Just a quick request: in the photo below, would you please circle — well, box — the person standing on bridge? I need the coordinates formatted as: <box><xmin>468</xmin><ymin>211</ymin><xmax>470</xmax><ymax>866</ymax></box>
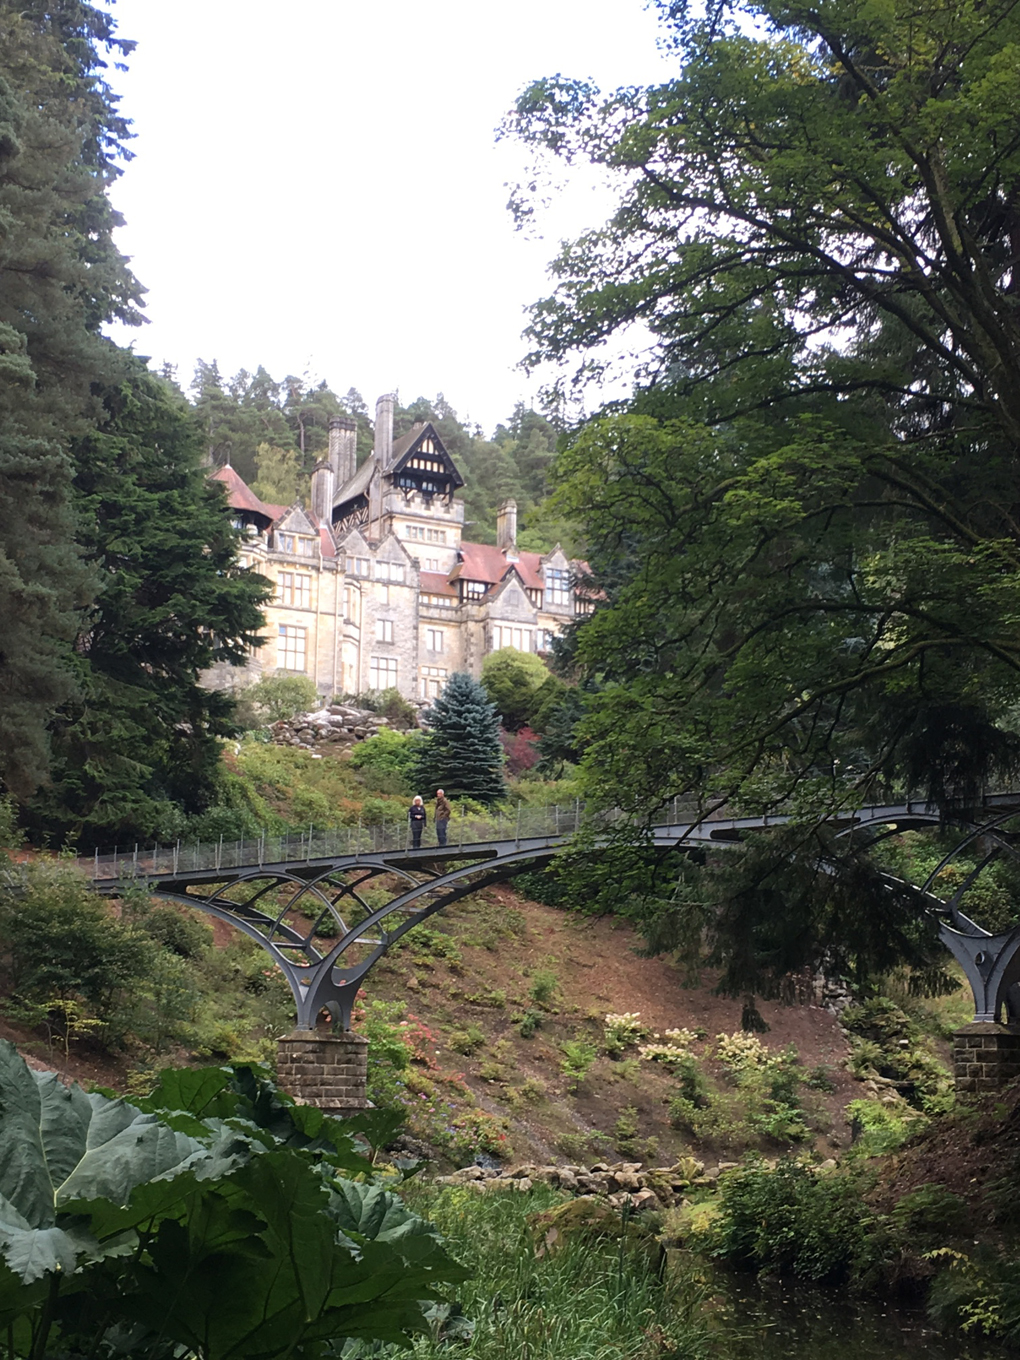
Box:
<box><xmin>408</xmin><ymin>796</ymin><xmax>427</xmax><ymax>850</ymax></box>
<box><xmin>434</xmin><ymin>789</ymin><xmax>452</xmax><ymax>846</ymax></box>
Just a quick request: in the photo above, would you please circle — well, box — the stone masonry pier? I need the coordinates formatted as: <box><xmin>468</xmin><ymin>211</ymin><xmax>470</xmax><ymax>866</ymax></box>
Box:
<box><xmin>953</xmin><ymin>1022</ymin><xmax>1020</xmax><ymax>1092</ymax></box>
<box><xmin>276</xmin><ymin>1030</ymin><xmax>370</xmax><ymax>1109</ymax></box>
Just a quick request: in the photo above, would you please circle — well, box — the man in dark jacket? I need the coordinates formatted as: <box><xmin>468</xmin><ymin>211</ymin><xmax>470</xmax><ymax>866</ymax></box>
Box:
<box><xmin>434</xmin><ymin>789</ymin><xmax>452</xmax><ymax>846</ymax></box>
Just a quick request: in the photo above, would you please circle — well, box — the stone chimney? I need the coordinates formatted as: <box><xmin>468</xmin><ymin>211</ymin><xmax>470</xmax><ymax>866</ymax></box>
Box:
<box><xmin>310</xmin><ymin>458</ymin><xmax>335</xmax><ymax>524</ymax></box>
<box><xmin>329</xmin><ymin>415</ymin><xmax>357</xmax><ymax>487</ymax></box>
<box><xmin>374</xmin><ymin>393</ymin><xmax>396</xmax><ymax>468</ymax></box>
<box><xmin>497</xmin><ymin>499</ymin><xmax>518</xmax><ymax>553</ymax></box>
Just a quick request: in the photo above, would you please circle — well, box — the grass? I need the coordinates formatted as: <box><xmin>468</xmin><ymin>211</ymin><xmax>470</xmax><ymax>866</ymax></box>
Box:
<box><xmin>402</xmin><ymin>1183</ymin><xmax>712</xmax><ymax>1360</ymax></box>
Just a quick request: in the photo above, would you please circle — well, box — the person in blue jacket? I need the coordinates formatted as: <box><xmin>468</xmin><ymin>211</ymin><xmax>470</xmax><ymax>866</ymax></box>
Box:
<box><xmin>408</xmin><ymin>795</ymin><xmax>427</xmax><ymax>849</ymax></box>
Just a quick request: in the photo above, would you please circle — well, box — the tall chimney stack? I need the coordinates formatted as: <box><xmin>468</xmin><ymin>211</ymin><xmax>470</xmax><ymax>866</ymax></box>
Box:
<box><xmin>497</xmin><ymin>499</ymin><xmax>518</xmax><ymax>553</ymax></box>
<box><xmin>328</xmin><ymin>418</ymin><xmax>343</xmax><ymax>481</ymax></box>
<box><xmin>374</xmin><ymin>393</ymin><xmax>396</xmax><ymax>468</ymax></box>
<box><xmin>311</xmin><ymin>458</ymin><xmax>335</xmax><ymax>525</ymax></box>
<box><xmin>329</xmin><ymin>415</ymin><xmax>357</xmax><ymax>487</ymax></box>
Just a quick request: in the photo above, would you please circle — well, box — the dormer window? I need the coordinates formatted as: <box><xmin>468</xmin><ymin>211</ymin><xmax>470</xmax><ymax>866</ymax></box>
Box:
<box><xmin>464</xmin><ymin>580</ymin><xmax>486</xmax><ymax>598</ymax></box>
<box><xmin>277</xmin><ymin>532</ymin><xmax>315</xmax><ymax>557</ymax></box>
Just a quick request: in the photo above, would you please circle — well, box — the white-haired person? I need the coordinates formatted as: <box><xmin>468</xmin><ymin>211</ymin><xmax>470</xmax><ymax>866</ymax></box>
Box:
<box><xmin>408</xmin><ymin>795</ymin><xmax>427</xmax><ymax>850</ymax></box>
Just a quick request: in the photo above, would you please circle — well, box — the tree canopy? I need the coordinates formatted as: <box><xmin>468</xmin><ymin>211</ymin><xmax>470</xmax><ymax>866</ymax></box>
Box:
<box><xmin>507</xmin><ymin>0</ymin><xmax>1020</xmax><ymax>993</ymax></box>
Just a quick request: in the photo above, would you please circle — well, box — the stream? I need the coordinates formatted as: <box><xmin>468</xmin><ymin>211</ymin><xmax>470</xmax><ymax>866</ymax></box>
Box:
<box><xmin>712</xmin><ymin>1272</ymin><xmax>1011</xmax><ymax>1359</ymax></box>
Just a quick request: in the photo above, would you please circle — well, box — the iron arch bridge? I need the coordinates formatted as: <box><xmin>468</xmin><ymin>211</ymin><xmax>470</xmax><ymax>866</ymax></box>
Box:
<box><xmin>82</xmin><ymin>794</ymin><xmax>1020</xmax><ymax>1031</ymax></box>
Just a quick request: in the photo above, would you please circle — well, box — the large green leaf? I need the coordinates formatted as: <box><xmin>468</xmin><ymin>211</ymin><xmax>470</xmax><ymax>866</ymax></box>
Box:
<box><xmin>0</xmin><ymin>1041</ymin><xmax>232</xmax><ymax>1282</ymax></box>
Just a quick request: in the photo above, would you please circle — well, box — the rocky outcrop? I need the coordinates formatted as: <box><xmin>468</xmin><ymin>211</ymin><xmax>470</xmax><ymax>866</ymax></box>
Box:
<box><xmin>434</xmin><ymin>1156</ymin><xmax>744</xmax><ymax>1209</ymax></box>
<box><xmin>268</xmin><ymin>704</ymin><xmax>423</xmax><ymax>751</ymax></box>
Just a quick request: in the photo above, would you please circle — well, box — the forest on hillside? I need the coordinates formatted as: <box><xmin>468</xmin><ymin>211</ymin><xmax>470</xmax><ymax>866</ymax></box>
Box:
<box><xmin>183</xmin><ymin>362</ymin><xmax>575</xmax><ymax>552</ymax></box>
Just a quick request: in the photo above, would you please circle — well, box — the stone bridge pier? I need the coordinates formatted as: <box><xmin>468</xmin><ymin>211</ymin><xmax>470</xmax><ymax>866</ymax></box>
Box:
<box><xmin>275</xmin><ymin>1029</ymin><xmax>370</xmax><ymax>1110</ymax></box>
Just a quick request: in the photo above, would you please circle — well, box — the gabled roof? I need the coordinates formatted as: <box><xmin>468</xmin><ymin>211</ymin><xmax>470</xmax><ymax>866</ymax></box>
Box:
<box><xmin>210</xmin><ymin>464</ymin><xmax>285</xmax><ymax>522</ymax></box>
<box><xmin>452</xmin><ymin>542</ymin><xmax>545</xmax><ymax>592</ymax></box>
<box><xmin>390</xmin><ymin>421</ymin><xmax>464</xmax><ymax>488</ymax></box>
<box><xmin>274</xmin><ymin>504</ymin><xmax>317</xmax><ymax>535</ymax></box>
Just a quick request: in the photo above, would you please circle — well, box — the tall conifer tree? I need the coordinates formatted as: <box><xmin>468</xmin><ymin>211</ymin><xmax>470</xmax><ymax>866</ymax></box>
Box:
<box><xmin>0</xmin><ymin>0</ymin><xmax>142</xmax><ymax>797</ymax></box>
<box><xmin>412</xmin><ymin>672</ymin><xmax>508</xmax><ymax>806</ymax></box>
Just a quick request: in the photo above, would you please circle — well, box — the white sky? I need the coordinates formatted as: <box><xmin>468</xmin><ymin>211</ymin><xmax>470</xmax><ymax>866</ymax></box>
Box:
<box><xmin>101</xmin><ymin>0</ymin><xmax>673</xmax><ymax>434</ymax></box>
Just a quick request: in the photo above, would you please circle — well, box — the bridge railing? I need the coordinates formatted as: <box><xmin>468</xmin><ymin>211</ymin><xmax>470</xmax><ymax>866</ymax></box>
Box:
<box><xmin>79</xmin><ymin>797</ymin><xmax>708</xmax><ymax>883</ymax></box>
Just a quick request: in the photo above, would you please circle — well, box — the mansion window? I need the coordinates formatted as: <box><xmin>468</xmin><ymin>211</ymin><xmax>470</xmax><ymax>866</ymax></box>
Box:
<box><xmin>420</xmin><ymin>666</ymin><xmax>448</xmax><ymax>700</ymax></box>
<box><xmin>346</xmin><ymin>555</ymin><xmax>370</xmax><ymax>576</ymax></box>
<box><xmin>343</xmin><ymin>585</ymin><xmax>359</xmax><ymax>622</ymax></box>
<box><xmin>421</xmin><ymin>593</ymin><xmax>454</xmax><ymax>608</ymax></box>
<box><xmin>545</xmin><ymin>567</ymin><xmax>570</xmax><ymax>606</ymax></box>
<box><xmin>425</xmin><ymin>628</ymin><xmax>445</xmax><ymax>653</ymax></box>
<box><xmin>424</xmin><ymin>557</ymin><xmax>440</xmax><ymax>572</ymax></box>
<box><xmin>492</xmin><ymin>625</ymin><xmax>533</xmax><ymax>652</ymax></box>
<box><xmin>375</xmin><ymin>561</ymin><xmax>406</xmax><ymax>583</ymax></box>
<box><xmin>536</xmin><ymin>628</ymin><xmax>557</xmax><ymax>652</ymax></box>
<box><xmin>278</xmin><ymin>624</ymin><xmax>306</xmax><ymax>671</ymax></box>
<box><xmin>277</xmin><ymin>533</ymin><xmax>315</xmax><ymax>557</ymax></box>
<box><xmin>405</xmin><ymin>525</ymin><xmax>446</xmax><ymax>545</ymax></box>
<box><xmin>575</xmin><ymin>597</ymin><xmax>595</xmax><ymax>616</ymax></box>
<box><xmin>464</xmin><ymin>580</ymin><xmax>486</xmax><ymax>599</ymax></box>
<box><xmin>375</xmin><ymin>618</ymin><xmax>394</xmax><ymax>643</ymax></box>
<box><xmin>369</xmin><ymin>656</ymin><xmax>398</xmax><ymax>689</ymax></box>
<box><xmin>278</xmin><ymin>572</ymin><xmax>311</xmax><ymax>609</ymax></box>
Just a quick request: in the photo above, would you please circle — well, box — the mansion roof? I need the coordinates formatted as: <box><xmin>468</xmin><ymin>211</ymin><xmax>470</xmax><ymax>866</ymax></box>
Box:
<box><xmin>212</xmin><ymin>464</ymin><xmax>286</xmax><ymax>523</ymax></box>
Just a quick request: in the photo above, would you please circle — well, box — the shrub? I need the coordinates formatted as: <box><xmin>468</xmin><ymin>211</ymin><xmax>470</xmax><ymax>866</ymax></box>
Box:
<box><xmin>560</xmin><ymin>1037</ymin><xmax>598</xmax><ymax>1091</ymax></box>
<box><xmin>528</xmin><ymin>968</ymin><xmax>559</xmax><ymax>1005</ymax></box>
<box><xmin>603</xmin><ymin>1011</ymin><xmax>649</xmax><ymax>1053</ymax></box>
<box><xmin>0</xmin><ymin>863</ymin><xmax>156</xmax><ymax>1038</ymax></box>
<box><xmin>710</xmin><ymin>1160</ymin><xmax>875</xmax><ymax>1284</ymax></box>
<box><xmin>348</xmin><ymin>727</ymin><xmax>421</xmax><ymax>786</ymax></box>
<box><xmin>239</xmin><ymin>673</ymin><xmax>319</xmax><ymax>724</ymax></box>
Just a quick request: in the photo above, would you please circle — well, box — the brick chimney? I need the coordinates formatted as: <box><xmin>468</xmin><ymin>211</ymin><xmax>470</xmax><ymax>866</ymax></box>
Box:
<box><xmin>329</xmin><ymin>415</ymin><xmax>357</xmax><ymax>487</ymax></box>
<box><xmin>497</xmin><ymin>499</ymin><xmax>518</xmax><ymax>553</ymax></box>
<box><xmin>374</xmin><ymin>393</ymin><xmax>396</xmax><ymax>468</ymax></box>
<box><xmin>310</xmin><ymin>458</ymin><xmax>335</xmax><ymax>524</ymax></box>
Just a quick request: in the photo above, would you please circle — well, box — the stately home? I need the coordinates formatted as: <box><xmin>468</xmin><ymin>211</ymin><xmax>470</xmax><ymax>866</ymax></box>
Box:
<box><xmin>208</xmin><ymin>394</ymin><xmax>590</xmax><ymax>701</ymax></box>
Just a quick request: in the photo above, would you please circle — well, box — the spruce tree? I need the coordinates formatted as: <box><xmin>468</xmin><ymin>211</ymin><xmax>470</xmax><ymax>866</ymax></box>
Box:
<box><xmin>412</xmin><ymin>672</ymin><xmax>508</xmax><ymax>806</ymax></box>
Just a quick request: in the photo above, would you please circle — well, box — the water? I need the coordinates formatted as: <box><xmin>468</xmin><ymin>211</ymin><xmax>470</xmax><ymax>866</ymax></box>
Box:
<box><xmin>711</xmin><ymin>1271</ymin><xmax>1010</xmax><ymax>1359</ymax></box>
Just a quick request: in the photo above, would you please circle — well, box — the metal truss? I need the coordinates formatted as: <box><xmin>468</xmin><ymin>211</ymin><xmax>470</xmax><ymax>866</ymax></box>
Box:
<box><xmin>87</xmin><ymin>794</ymin><xmax>1020</xmax><ymax>1029</ymax></box>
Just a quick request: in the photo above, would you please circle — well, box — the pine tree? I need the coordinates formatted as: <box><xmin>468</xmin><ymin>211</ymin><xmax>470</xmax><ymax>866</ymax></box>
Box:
<box><xmin>411</xmin><ymin>672</ymin><xmax>508</xmax><ymax>806</ymax></box>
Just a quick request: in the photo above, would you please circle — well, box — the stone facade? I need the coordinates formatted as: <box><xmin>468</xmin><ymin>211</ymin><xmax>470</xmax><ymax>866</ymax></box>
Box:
<box><xmin>275</xmin><ymin>1029</ymin><xmax>370</xmax><ymax>1109</ymax></box>
<box><xmin>205</xmin><ymin>396</ymin><xmax>591</xmax><ymax>702</ymax></box>
<box><xmin>952</xmin><ymin>1021</ymin><xmax>1020</xmax><ymax>1091</ymax></box>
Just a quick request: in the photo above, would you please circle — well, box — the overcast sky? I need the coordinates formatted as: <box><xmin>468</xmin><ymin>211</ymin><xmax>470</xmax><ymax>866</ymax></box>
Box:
<box><xmin>101</xmin><ymin>0</ymin><xmax>673</xmax><ymax>433</ymax></box>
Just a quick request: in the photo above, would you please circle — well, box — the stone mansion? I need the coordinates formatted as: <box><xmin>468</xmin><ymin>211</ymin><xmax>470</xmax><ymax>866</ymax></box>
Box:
<box><xmin>209</xmin><ymin>394</ymin><xmax>590</xmax><ymax>702</ymax></box>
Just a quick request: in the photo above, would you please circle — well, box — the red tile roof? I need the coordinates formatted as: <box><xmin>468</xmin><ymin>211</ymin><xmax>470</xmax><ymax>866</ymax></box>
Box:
<box><xmin>453</xmin><ymin>542</ymin><xmax>545</xmax><ymax>591</ymax></box>
<box><xmin>210</xmin><ymin>465</ymin><xmax>285</xmax><ymax>521</ymax></box>
<box><xmin>419</xmin><ymin>571</ymin><xmax>458</xmax><ymax>597</ymax></box>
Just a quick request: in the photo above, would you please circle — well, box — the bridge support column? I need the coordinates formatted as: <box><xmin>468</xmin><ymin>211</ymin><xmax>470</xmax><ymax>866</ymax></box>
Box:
<box><xmin>276</xmin><ymin>1030</ymin><xmax>370</xmax><ymax>1110</ymax></box>
<box><xmin>953</xmin><ymin>1022</ymin><xmax>1020</xmax><ymax>1093</ymax></box>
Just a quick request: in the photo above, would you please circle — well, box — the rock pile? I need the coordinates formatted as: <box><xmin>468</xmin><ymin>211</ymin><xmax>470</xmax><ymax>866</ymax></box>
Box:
<box><xmin>434</xmin><ymin>1157</ymin><xmax>742</xmax><ymax>1209</ymax></box>
<box><xmin>269</xmin><ymin>704</ymin><xmax>422</xmax><ymax>750</ymax></box>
